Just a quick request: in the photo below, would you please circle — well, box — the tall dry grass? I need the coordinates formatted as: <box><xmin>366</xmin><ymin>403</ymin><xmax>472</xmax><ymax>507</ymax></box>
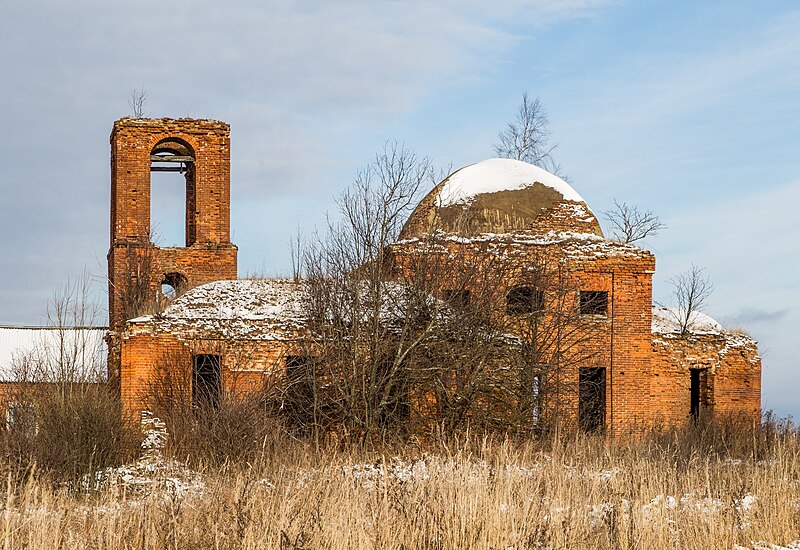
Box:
<box><xmin>0</xmin><ymin>417</ymin><xmax>797</xmax><ymax>549</ymax></box>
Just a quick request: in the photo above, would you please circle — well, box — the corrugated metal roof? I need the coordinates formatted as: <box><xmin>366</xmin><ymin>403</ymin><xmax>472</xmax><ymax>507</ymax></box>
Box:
<box><xmin>0</xmin><ymin>326</ymin><xmax>107</xmax><ymax>382</ymax></box>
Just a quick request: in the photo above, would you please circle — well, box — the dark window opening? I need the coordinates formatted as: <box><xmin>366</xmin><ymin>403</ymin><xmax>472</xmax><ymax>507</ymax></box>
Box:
<box><xmin>443</xmin><ymin>288</ymin><xmax>471</xmax><ymax>308</ymax></box>
<box><xmin>579</xmin><ymin>367</ymin><xmax>606</xmax><ymax>433</ymax></box>
<box><xmin>690</xmin><ymin>368</ymin><xmax>709</xmax><ymax>419</ymax></box>
<box><xmin>579</xmin><ymin>291</ymin><xmax>608</xmax><ymax>316</ymax></box>
<box><xmin>285</xmin><ymin>355</ymin><xmax>314</xmax><ymax>428</ymax></box>
<box><xmin>193</xmin><ymin>354</ymin><xmax>221</xmax><ymax>409</ymax></box>
<box><xmin>161</xmin><ymin>272</ymin><xmax>187</xmax><ymax>300</ymax></box>
<box><xmin>506</xmin><ymin>286</ymin><xmax>544</xmax><ymax>315</ymax></box>
<box><xmin>150</xmin><ymin>138</ymin><xmax>196</xmax><ymax>247</ymax></box>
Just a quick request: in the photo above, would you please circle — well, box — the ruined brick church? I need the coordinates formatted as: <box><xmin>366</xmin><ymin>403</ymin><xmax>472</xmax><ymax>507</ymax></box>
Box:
<box><xmin>108</xmin><ymin>118</ymin><xmax>761</xmax><ymax>435</ymax></box>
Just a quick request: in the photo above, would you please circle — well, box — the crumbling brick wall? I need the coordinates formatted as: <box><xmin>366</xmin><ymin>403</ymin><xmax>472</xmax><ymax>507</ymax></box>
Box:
<box><xmin>108</xmin><ymin>118</ymin><xmax>238</xmax><ymax>387</ymax></box>
<box><xmin>387</xmin><ymin>233</ymin><xmax>657</xmax><ymax>434</ymax></box>
<box><xmin>108</xmin><ymin>118</ymin><xmax>238</xmax><ymax>331</ymax></box>
<box><xmin>651</xmin><ymin>333</ymin><xmax>761</xmax><ymax>424</ymax></box>
<box><xmin>120</xmin><ymin>327</ymin><xmax>305</xmax><ymax>421</ymax></box>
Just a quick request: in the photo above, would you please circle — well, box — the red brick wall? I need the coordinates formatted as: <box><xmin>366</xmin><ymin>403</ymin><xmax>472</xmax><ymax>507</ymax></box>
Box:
<box><xmin>120</xmin><ymin>329</ymin><xmax>303</xmax><ymax>421</ymax></box>
<box><xmin>651</xmin><ymin>334</ymin><xmax>761</xmax><ymax>424</ymax></box>
<box><xmin>387</xmin><ymin>236</ymin><xmax>658</xmax><ymax>433</ymax></box>
<box><xmin>108</xmin><ymin>118</ymin><xmax>238</xmax><ymax>331</ymax></box>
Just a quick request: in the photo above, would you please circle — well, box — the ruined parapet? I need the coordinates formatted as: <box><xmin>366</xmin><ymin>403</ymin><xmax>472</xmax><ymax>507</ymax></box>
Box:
<box><xmin>650</xmin><ymin>307</ymin><xmax>761</xmax><ymax>422</ymax></box>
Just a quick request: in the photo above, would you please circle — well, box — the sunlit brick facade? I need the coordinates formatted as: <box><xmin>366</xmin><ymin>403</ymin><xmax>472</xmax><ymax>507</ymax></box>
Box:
<box><xmin>111</xmin><ymin>121</ymin><xmax>761</xmax><ymax>432</ymax></box>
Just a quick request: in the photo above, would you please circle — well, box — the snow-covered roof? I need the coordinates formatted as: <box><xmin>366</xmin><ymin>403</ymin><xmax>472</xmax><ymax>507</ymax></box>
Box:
<box><xmin>651</xmin><ymin>307</ymin><xmax>723</xmax><ymax>334</ymax></box>
<box><xmin>436</xmin><ymin>158</ymin><xmax>585</xmax><ymax>207</ymax></box>
<box><xmin>129</xmin><ymin>279</ymin><xmax>308</xmax><ymax>340</ymax></box>
<box><xmin>0</xmin><ymin>326</ymin><xmax>107</xmax><ymax>382</ymax></box>
<box><xmin>651</xmin><ymin>307</ymin><xmax>759</xmax><ymax>364</ymax></box>
<box><xmin>136</xmin><ymin>279</ymin><xmax>306</xmax><ymax>323</ymax></box>
<box><xmin>128</xmin><ymin>278</ymin><xmax>454</xmax><ymax>341</ymax></box>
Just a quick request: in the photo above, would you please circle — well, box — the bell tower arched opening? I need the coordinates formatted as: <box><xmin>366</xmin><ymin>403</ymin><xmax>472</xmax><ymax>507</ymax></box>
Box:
<box><xmin>150</xmin><ymin>138</ymin><xmax>196</xmax><ymax>247</ymax></box>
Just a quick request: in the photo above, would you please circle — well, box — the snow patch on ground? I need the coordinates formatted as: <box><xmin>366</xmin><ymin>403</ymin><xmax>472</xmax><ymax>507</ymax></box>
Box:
<box><xmin>81</xmin><ymin>411</ymin><xmax>204</xmax><ymax>498</ymax></box>
<box><xmin>735</xmin><ymin>542</ymin><xmax>800</xmax><ymax>550</ymax></box>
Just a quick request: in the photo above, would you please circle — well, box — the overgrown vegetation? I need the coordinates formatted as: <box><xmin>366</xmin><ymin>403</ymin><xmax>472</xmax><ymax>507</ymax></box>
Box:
<box><xmin>0</xmin><ymin>416</ymin><xmax>796</xmax><ymax>549</ymax></box>
<box><xmin>2</xmin><ymin>273</ymin><xmax>133</xmax><ymax>483</ymax></box>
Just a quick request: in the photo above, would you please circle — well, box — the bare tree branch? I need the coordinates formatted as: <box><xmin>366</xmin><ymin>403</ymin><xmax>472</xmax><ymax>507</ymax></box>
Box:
<box><xmin>667</xmin><ymin>265</ymin><xmax>714</xmax><ymax>336</ymax></box>
<box><xmin>603</xmin><ymin>199</ymin><xmax>667</xmax><ymax>243</ymax></box>
<box><xmin>128</xmin><ymin>87</ymin><xmax>148</xmax><ymax>118</ymax></box>
<box><xmin>293</xmin><ymin>141</ymin><xmax>603</xmax><ymax>440</ymax></box>
<box><xmin>494</xmin><ymin>92</ymin><xmax>559</xmax><ymax>171</ymax></box>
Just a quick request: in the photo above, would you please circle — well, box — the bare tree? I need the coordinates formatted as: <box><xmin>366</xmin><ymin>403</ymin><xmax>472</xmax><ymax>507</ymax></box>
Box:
<box><xmin>5</xmin><ymin>271</ymin><xmax>127</xmax><ymax>481</ymax></box>
<box><xmin>603</xmin><ymin>199</ymin><xmax>667</xmax><ymax>243</ymax></box>
<box><xmin>668</xmin><ymin>265</ymin><xmax>714</xmax><ymax>336</ymax></box>
<box><xmin>494</xmin><ymin>92</ymin><xmax>558</xmax><ymax>171</ymax></box>
<box><xmin>11</xmin><ymin>270</ymin><xmax>105</xmax><ymax>387</ymax></box>
<box><xmin>291</xmin><ymin>141</ymin><xmax>605</xmax><ymax>440</ymax></box>
<box><xmin>294</xmin><ymin>141</ymin><xmax>436</xmax><ymax>442</ymax></box>
<box><xmin>128</xmin><ymin>87</ymin><xmax>148</xmax><ymax>118</ymax></box>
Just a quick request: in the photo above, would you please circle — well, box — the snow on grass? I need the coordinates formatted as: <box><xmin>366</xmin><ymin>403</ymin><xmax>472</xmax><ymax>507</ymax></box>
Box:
<box><xmin>735</xmin><ymin>542</ymin><xmax>800</xmax><ymax>550</ymax></box>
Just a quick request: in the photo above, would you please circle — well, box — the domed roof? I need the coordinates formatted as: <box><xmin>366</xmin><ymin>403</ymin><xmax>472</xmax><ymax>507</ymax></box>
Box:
<box><xmin>399</xmin><ymin>158</ymin><xmax>603</xmax><ymax>239</ymax></box>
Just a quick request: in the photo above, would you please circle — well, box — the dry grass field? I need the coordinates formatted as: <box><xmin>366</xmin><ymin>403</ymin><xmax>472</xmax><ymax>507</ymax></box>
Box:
<box><xmin>0</xmin><ymin>417</ymin><xmax>798</xmax><ymax>549</ymax></box>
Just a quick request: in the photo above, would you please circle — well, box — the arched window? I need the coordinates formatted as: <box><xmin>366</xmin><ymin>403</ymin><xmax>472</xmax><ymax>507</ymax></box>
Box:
<box><xmin>150</xmin><ymin>138</ymin><xmax>196</xmax><ymax>247</ymax></box>
<box><xmin>161</xmin><ymin>272</ymin><xmax>187</xmax><ymax>300</ymax></box>
<box><xmin>506</xmin><ymin>286</ymin><xmax>544</xmax><ymax>315</ymax></box>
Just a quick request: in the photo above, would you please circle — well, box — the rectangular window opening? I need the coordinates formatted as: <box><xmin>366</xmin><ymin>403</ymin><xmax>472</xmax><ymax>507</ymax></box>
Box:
<box><xmin>579</xmin><ymin>291</ymin><xmax>608</xmax><ymax>316</ymax></box>
<box><xmin>378</xmin><ymin>357</ymin><xmax>410</xmax><ymax>428</ymax></box>
<box><xmin>6</xmin><ymin>401</ymin><xmax>36</xmax><ymax>432</ymax></box>
<box><xmin>285</xmin><ymin>355</ymin><xmax>314</xmax><ymax>428</ymax></box>
<box><xmin>532</xmin><ymin>373</ymin><xmax>541</xmax><ymax>424</ymax></box>
<box><xmin>579</xmin><ymin>367</ymin><xmax>606</xmax><ymax>433</ymax></box>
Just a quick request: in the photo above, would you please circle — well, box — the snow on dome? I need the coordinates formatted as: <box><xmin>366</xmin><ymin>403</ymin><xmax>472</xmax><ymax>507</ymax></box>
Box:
<box><xmin>435</xmin><ymin>158</ymin><xmax>585</xmax><ymax>207</ymax></box>
<box><xmin>399</xmin><ymin>158</ymin><xmax>602</xmax><ymax>239</ymax></box>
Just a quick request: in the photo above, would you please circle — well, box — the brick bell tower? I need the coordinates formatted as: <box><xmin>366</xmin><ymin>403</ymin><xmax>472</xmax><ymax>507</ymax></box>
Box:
<box><xmin>107</xmin><ymin>118</ymin><xmax>238</xmax><ymax>384</ymax></box>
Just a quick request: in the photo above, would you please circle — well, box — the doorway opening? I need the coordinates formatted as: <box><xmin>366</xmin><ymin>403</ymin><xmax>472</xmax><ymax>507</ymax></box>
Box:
<box><xmin>192</xmin><ymin>354</ymin><xmax>221</xmax><ymax>409</ymax></box>
<box><xmin>579</xmin><ymin>367</ymin><xmax>606</xmax><ymax>433</ymax></box>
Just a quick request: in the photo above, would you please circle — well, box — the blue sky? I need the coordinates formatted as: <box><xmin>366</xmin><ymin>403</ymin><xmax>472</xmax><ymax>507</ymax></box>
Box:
<box><xmin>0</xmin><ymin>0</ymin><xmax>797</xmax><ymax>418</ymax></box>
